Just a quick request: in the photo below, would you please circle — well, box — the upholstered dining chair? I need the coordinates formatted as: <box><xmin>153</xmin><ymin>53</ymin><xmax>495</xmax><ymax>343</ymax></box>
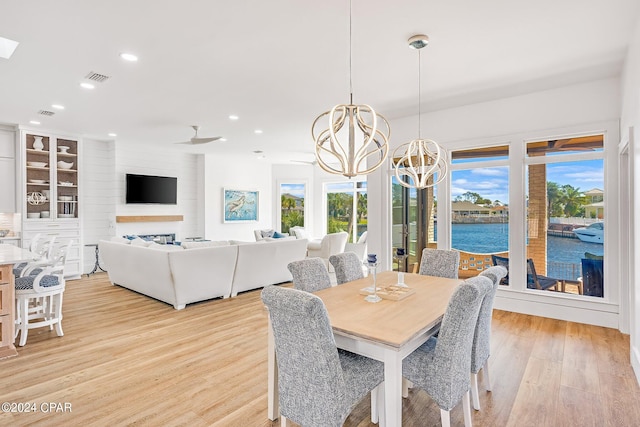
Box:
<box><xmin>261</xmin><ymin>285</ymin><xmax>384</xmax><ymax>427</ymax></box>
<box><xmin>287</xmin><ymin>257</ymin><xmax>331</xmax><ymax>292</ymax></box>
<box><xmin>14</xmin><ymin>241</ymin><xmax>72</xmax><ymax>346</ymax></box>
<box><xmin>419</xmin><ymin>248</ymin><xmax>461</xmax><ymax>279</ymax></box>
<box><xmin>402</xmin><ymin>276</ymin><xmax>492</xmax><ymax>427</ymax></box>
<box><xmin>470</xmin><ymin>265</ymin><xmax>508</xmax><ymax>411</ymax></box>
<box><xmin>329</xmin><ymin>252</ymin><xmax>364</xmax><ymax>285</ymax></box>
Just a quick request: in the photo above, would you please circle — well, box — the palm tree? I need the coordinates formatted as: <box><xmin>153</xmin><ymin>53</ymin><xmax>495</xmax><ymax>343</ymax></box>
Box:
<box><xmin>547</xmin><ymin>181</ymin><xmax>564</xmax><ymax>218</ymax></box>
<box><xmin>561</xmin><ymin>184</ymin><xmax>586</xmax><ymax>217</ymax></box>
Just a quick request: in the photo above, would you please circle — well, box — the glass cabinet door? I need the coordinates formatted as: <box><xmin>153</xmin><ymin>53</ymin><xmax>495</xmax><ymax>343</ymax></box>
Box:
<box><xmin>25</xmin><ymin>133</ymin><xmax>53</xmax><ymax>220</ymax></box>
<box><xmin>54</xmin><ymin>138</ymin><xmax>79</xmax><ymax>219</ymax></box>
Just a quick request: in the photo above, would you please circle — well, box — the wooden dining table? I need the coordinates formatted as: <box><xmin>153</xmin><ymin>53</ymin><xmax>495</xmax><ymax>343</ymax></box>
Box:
<box><xmin>267</xmin><ymin>270</ymin><xmax>462</xmax><ymax>427</ymax></box>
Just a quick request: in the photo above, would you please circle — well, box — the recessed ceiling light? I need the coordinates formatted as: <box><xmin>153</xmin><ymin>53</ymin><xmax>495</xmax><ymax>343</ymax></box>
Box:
<box><xmin>29</xmin><ymin>120</ymin><xmax>40</xmax><ymax>125</ymax></box>
<box><xmin>51</xmin><ymin>104</ymin><xmax>65</xmax><ymax>110</ymax></box>
<box><xmin>254</xmin><ymin>129</ymin><xmax>263</xmax><ymax>134</ymax></box>
<box><xmin>228</xmin><ymin>115</ymin><xmax>239</xmax><ymax>120</ymax></box>
<box><xmin>120</xmin><ymin>52</ymin><xmax>138</xmax><ymax>62</ymax></box>
<box><xmin>108</xmin><ymin>133</ymin><xmax>117</xmax><ymax>137</ymax></box>
<box><xmin>80</xmin><ymin>82</ymin><xmax>95</xmax><ymax>89</ymax></box>
<box><xmin>0</xmin><ymin>36</ymin><xmax>19</xmax><ymax>59</ymax></box>
<box><xmin>253</xmin><ymin>150</ymin><xmax>263</xmax><ymax>154</ymax></box>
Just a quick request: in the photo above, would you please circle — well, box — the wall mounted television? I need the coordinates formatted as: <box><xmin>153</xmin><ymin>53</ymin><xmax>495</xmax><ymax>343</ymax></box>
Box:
<box><xmin>126</xmin><ymin>174</ymin><xmax>177</xmax><ymax>204</ymax></box>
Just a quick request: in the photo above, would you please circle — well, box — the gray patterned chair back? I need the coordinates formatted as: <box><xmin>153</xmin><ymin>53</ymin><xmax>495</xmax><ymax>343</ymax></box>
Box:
<box><xmin>423</xmin><ymin>276</ymin><xmax>492</xmax><ymax>410</ymax></box>
<box><xmin>287</xmin><ymin>258</ymin><xmax>331</xmax><ymax>293</ymax></box>
<box><xmin>329</xmin><ymin>252</ymin><xmax>364</xmax><ymax>285</ymax></box>
<box><xmin>418</xmin><ymin>248</ymin><xmax>461</xmax><ymax>279</ymax></box>
<box><xmin>472</xmin><ymin>266</ymin><xmax>508</xmax><ymax>373</ymax></box>
<box><xmin>261</xmin><ymin>285</ymin><xmax>351</xmax><ymax>426</ymax></box>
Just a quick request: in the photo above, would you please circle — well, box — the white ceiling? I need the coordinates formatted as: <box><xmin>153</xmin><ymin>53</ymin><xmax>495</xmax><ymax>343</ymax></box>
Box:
<box><xmin>1</xmin><ymin>1</ymin><xmax>638</xmax><ymax>163</ymax></box>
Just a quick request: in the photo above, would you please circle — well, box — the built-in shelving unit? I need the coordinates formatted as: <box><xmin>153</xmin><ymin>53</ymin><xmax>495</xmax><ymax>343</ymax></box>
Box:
<box><xmin>21</xmin><ymin>129</ymin><xmax>82</xmax><ymax>279</ymax></box>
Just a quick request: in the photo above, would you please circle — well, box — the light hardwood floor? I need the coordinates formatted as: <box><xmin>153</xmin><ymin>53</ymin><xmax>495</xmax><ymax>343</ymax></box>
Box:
<box><xmin>1</xmin><ymin>273</ymin><xmax>639</xmax><ymax>426</ymax></box>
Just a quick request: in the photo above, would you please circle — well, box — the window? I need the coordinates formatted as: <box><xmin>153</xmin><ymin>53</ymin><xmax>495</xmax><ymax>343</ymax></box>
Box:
<box><xmin>325</xmin><ymin>181</ymin><xmax>366</xmax><ymax>243</ymax></box>
<box><xmin>450</xmin><ymin>145</ymin><xmax>509</xmax><ymax>278</ymax></box>
<box><xmin>279</xmin><ymin>183</ymin><xmax>305</xmax><ymax>234</ymax></box>
<box><xmin>525</xmin><ymin>135</ymin><xmax>604</xmax><ymax>297</ymax></box>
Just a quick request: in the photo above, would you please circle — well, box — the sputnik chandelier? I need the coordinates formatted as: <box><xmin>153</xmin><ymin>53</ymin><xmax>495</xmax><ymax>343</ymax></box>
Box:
<box><xmin>393</xmin><ymin>34</ymin><xmax>447</xmax><ymax>189</ymax></box>
<box><xmin>312</xmin><ymin>0</ymin><xmax>390</xmax><ymax>178</ymax></box>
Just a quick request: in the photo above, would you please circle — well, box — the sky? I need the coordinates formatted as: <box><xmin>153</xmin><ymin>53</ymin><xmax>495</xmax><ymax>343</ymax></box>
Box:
<box><xmin>451</xmin><ymin>159</ymin><xmax>604</xmax><ymax>205</ymax></box>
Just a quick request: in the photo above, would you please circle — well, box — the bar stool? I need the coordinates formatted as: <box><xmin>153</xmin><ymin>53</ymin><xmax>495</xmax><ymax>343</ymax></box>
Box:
<box><xmin>14</xmin><ymin>241</ymin><xmax>71</xmax><ymax>346</ymax></box>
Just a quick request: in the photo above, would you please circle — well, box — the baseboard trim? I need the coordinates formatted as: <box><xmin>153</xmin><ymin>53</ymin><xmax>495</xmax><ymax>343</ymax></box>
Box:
<box><xmin>494</xmin><ymin>293</ymin><xmax>619</xmax><ymax>328</ymax></box>
<box><xmin>632</xmin><ymin>344</ymin><xmax>640</xmax><ymax>387</ymax></box>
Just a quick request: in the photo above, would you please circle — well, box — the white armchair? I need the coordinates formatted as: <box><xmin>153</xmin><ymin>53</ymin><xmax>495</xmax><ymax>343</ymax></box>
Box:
<box><xmin>307</xmin><ymin>231</ymin><xmax>348</xmax><ymax>269</ymax></box>
<box><xmin>344</xmin><ymin>231</ymin><xmax>368</xmax><ymax>261</ymax></box>
<box><xmin>289</xmin><ymin>226</ymin><xmax>309</xmax><ymax>240</ymax></box>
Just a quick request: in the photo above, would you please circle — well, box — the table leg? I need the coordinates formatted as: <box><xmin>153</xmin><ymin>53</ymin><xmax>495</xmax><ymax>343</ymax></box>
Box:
<box><xmin>383</xmin><ymin>348</ymin><xmax>403</xmax><ymax>427</ymax></box>
<box><xmin>267</xmin><ymin>316</ymin><xmax>279</xmax><ymax>420</ymax></box>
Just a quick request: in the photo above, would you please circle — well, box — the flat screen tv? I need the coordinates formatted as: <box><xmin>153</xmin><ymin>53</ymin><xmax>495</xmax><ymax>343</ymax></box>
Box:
<box><xmin>126</xmin><ymin>174</ymin><xmax>177</xmax><ymax>204</ymax></box>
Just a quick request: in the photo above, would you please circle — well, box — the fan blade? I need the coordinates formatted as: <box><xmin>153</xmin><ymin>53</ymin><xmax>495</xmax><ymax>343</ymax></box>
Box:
<box><xmin>190</xmin><ymin>136</ymin><xmax>223</xmax><ymax>144</ymax></box>
<box><xmin>291</xmin><ymin>160</ymin><xmax>317</xmax><ymax>165</ymax></box>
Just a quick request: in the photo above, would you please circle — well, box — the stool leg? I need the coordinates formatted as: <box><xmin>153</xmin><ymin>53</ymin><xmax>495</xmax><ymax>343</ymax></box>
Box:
<box><xmin>54</xmin><ymin>293</ymin><xmax>64</xmax><ymax>337</ymax></box>
<box><xmin>18</xmin><ymin>297</ymin><xmax>29</xmax><ymax>347</ymax></box>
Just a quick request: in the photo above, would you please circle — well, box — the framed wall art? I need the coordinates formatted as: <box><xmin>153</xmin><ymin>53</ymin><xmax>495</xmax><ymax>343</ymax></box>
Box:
<box><xmin>223</xmin><ymin>189</ymin><xmax>259</xmax><ymax>222</ymax></box>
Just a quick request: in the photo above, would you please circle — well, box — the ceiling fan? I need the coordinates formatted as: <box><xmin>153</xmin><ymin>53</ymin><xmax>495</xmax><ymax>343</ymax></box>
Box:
<box><xmin>175</xmin><ymin>125</ymin><xmax>223</xmax><ymax>145</ymax></box>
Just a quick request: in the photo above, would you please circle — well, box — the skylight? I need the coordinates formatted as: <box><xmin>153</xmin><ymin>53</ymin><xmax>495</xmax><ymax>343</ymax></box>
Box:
<box><xmin>0</xmin><ymin>36</ymin><xmax>19</xmax><ymax>59</ymax></box>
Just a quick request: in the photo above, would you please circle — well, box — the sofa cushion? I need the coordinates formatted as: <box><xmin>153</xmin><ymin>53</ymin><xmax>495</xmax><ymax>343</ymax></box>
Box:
<box><xmin>130</xmin><ymin>237</ymin><xmax>152</xmax><ymax>247</ymax></box>
<box><xmin>110</xmin><ymin>236</ymin><xmax>131</xmax><ymax>244</ymax></box>
<box><xmin>182</xmin><ymin>240</ymin><xmax>230</xmax><ymax>249</ymax></box>
<box><xmin>148</xmin><ymin>242</ymin><xmax>184</xmax><ymax>251</ymax></box>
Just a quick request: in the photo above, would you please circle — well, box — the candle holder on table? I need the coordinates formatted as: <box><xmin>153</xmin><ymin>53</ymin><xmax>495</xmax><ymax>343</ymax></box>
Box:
<box><xmin>364</xmin><ymin>254</ymin><xmax>381</xmax><ymax>303</ymax></box>
<box><xmin>394</xmin><ymin>248</ymin><xmax>408</xmax><ymax>287</ymax></box>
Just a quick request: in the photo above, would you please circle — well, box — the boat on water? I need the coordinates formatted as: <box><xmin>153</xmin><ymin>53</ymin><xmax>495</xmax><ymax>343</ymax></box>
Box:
<box><xmin>573</xmin><ymin>222</ymin><xmax>604</xmax><ymax>244</ymax></box>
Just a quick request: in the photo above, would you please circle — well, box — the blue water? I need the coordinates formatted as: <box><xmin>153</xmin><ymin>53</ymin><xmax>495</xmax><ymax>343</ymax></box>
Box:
<box><xmin>450</xmin><ymin>223</ymin><xmax>604</xmax><ymax>280</ymax></box>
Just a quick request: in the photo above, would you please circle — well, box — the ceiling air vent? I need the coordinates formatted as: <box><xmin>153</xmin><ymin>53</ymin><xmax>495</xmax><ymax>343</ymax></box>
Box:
<box><xmin>84</xmin><ymin>71</ymin><xmax>110</xmax><ymax>83</ymax></box>
<box><xmin>38</xmin><ymin>110</ymin><xmax>55</xmax><ymax>116</ymax></box>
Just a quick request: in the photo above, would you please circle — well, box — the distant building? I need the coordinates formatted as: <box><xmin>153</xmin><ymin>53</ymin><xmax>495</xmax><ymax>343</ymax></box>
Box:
<box><xmin>583</xmin><ymin>188</ymin><xmax>604</xmax><ymax>219</ymax></box>
<box><xmin>452</xmin><ymin>201</ymin><xmax>491</xmax><ymax>221</ymax></box>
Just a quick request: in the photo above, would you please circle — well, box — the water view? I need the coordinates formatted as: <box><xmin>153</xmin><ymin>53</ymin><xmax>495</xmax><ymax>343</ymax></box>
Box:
<box><xmin>451</xmin><ymin>223</ymin><xmax>604</xmax><ymax>280</ymax></box>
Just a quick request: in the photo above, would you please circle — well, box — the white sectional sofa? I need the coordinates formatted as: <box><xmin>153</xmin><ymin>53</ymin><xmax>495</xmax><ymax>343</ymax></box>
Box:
<box><xmin>99</xmin><ymin>237</ymin><xmax>308</xmax><ymax>309</ymax></box>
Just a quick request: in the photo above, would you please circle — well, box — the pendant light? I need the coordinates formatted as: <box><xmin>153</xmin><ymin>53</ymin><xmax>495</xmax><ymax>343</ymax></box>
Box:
<box><xmin>312</xmin><ymin>0</ymin><xmax>390</xmax><ymax>178</ymax></box>
<box><xmin>393</xmin><ymin>34</ymin><xmax>447</xmax><ymax>189</ymax></box>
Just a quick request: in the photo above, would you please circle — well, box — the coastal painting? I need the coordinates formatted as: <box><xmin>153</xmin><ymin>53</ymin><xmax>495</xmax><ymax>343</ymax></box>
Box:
<box><xmin>223</xmin><ymin>189</ymin><xmax>258</xmax><ymax>222</ymax></box>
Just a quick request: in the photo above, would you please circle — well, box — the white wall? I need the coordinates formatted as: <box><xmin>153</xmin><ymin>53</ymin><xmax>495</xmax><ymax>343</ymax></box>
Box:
<box><xmin>114</xmin><ymin>142</ymin><xmax>202</xmax><ymax>241</ymax></box>
<box><xmin>368</xmin><ymin>77</ymin><xmax>622</xmax><ymax>328</ymax></box>
<box><xmin>620</xmin><ymin>14</ymin><xmax>640</xmax><ymax>386</ymax></box>
<box><xmin>81</xmin><ymin>138</ymin><xmax>116</xmax><ymax>273</ymax></box>
<box><xmin>203</xmin><ymin>154</ymin><xmax>272</xmax><ymax>241</ymax></box>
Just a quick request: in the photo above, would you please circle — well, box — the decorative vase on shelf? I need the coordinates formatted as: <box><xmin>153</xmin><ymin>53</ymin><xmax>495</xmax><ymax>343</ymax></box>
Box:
<box><xmin>33</xmin><ymin>136</ymin><xmax>44</xmax><ymax>151</ymax></box>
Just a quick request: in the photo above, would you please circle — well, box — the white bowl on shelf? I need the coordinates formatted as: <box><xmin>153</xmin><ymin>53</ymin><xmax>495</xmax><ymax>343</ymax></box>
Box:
<box><xmin>28</xmin><ymin>179</ymin><xmax>47</xmax><ymax>184</ymax></box>
<box><xmin>27</xmin><ymin>161</ymin><xmax>47</xmax><ymax>168</ymax></box>
<box><xmin>57</xmin><ymin>160</ymin><xmax>74</xmax><ymax>169</ymax></box>
<box><xmin>59</xmin><ymin>181</ymin><xmax>74</xmax><ymax>186</ymax></box>
<box><xmin>59</xmin><ymin>195</ymin><xmax>73</xmax><ymax>201</ymax></box>
<box><xmin>58</xmin><ymin>146</ymin><xmax>70</xmax><ymax>153</ymax></box>
<box><xmin>27</xmin><ymin>213</ymin><xmax>40</xmax><ymax>219</ymax></box>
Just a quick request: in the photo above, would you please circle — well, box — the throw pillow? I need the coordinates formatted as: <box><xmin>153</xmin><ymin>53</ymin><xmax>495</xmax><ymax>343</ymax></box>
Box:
<box><xmin>261</xmin><ymin>229</ymin><xmax>275</xmax><ymax>238</ymax></box>
<box><xmin>272</xmin><ymin>231</ymin><xmax>285</xmax><ymax>238</ymax></box>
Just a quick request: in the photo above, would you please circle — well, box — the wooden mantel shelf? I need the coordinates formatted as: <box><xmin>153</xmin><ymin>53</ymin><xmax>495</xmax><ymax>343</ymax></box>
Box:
<box><xmin>116</xmin><ymin>215</ymin><xmax>184</xmax><ymax>223</ymax></box>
